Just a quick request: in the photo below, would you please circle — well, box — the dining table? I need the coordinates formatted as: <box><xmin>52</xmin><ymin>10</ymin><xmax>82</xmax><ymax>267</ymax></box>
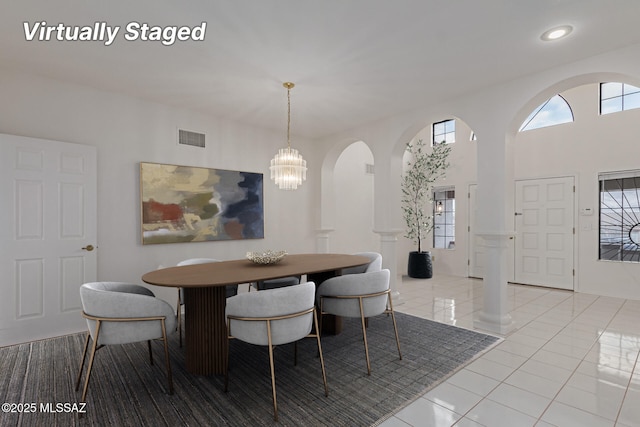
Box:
<box><xmin>142</xmin><ymin>253</ymin><xmax>371</xmax><ymax>375</ymax></box>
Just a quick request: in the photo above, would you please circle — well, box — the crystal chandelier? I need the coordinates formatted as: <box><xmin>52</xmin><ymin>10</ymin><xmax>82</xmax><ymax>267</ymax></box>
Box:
<box><xmin>270</xmin><ymin>82</ymin><xmax>307</xmax><ymax>190</ymax></box>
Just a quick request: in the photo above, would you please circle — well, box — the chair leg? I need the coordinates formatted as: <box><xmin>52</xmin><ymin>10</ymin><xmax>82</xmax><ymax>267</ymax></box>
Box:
<box><xmin>177</xmin><ymin>290</ymin><xmax>183</xmax><ymax>348</ymax></box>
<box><xmin>316</xmin><ymin>299</ymin><xmax>325</xmax><ymax>359</ymax></box>
<box><xmin>387</xmin><ymin>295</ymin><xmax>402</xmax><ymax>360</ymax></box>
<box><xmin>266</xmin><ymin>320</ymin><xmax>279</xmax><ymax>422</ymax></box>
<box><xmin>75</xmin><ymin>332</ymin><xmax>91</xmax><ymax>391</ymax></box>
<box><xmin>148</xmin><ymin>340</ymin><xmax>154</xmax><ymax>365</ymax></box>
<box><xmin>358</xmin><ymin>297</ymin><xmax>372</xmax><ymax>376</ymax></box>
<box><xmin>313</xmin><ymin>308</ymin><xmax>329</xmax><ymax>397</ymax></box>
<box><xmin>160</xmin><ymin>319</ymin><xmax>174</xmax><ymax>395</ymax></box>
<box><xmin>224</xmin><ymin>321</ymin><xmax>231</xmax><ymax>392</ymax></box>
<box><xmin>80</xmin><ymin>320</ymin><xmax>102</xmax><ymax>402</ymax></box>
<box><xmin>318</xmin><ymin>299</ymin><xmax>324</xmax><ymax>335</ymax></box>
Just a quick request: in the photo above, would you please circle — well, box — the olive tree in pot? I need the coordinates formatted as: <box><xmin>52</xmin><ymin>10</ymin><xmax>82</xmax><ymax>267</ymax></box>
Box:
<box><xmin>401</xmin><ymin>139</ymin><xmax>451</xmax><ymax>278</ymax></box>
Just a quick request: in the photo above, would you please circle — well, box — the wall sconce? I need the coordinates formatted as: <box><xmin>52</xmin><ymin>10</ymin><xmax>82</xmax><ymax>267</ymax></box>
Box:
<box><xmin>436</xmin><ymin>201</ymin><xmax>444</xmax><ymax>214</ymax></box>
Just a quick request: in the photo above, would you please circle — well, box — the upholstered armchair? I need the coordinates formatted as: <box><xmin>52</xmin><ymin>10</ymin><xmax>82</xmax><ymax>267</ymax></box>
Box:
<box><xmin>75</xmin><ymin>282</ymin><xmax>176</xmax><ymax>402</ymax></box>
<box><xmin>225</xmin><ymin>282</ymin><xmax>328</xmax><ymax>421</ymax></box>
<box><xmin>316</xmin><ymin>269</ymin><xmax>401</xmax><ymax>375</ymax></box>
<box><xmin>252</xmin><ymin>275</ymin><xmax>301</xmax><ymax>291</ymax></box>
<box><xmin>341</xmin><ymin>251</ymin><xmax>382</xmax><ymax>275</ymax></box>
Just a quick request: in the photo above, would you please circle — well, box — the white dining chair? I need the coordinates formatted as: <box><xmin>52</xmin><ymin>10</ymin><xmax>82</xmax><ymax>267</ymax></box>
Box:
<box><xmin>225</xmin><ymin>282</ymin><xmax>328</xmax><ymax>421</ymax></box>
<box><xmin>251</xmin><ymin>275</ymin><xmax>301</xmax><ymax>291</ymax></box>
<box><xmin>316</xmin><ymin>269</ymin><xmax>401</xmax><ymax>375</ymax></box>
<box><xmin>76</xmin><ymin>282</ymin><xmax>176</xmax><ymax>402</ymax></box>
<box><xmin>341</xmin><ymin>251</ymin><xmax>382</xmax><ymax>275</ymax></box>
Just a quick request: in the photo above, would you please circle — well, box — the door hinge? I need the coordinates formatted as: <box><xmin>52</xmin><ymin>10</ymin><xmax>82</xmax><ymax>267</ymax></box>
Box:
<box><xmin>468</xmin><ymin>259</ymin><xmax>470</xmax><ymax>266</ymax></box>
<box><xmin>573</xmin><ymin>227</ymin><xmax>575</xmax><ymax>235</ymax></box>
<box><xmin>468</xmin><ymin>225</ymin><xmax>471</xmax><ymax>232</ymax></box>
<box><xmin>573</xmin><ymin>269</ymin><xmax>575</xmax><ymax>276</ymax></box>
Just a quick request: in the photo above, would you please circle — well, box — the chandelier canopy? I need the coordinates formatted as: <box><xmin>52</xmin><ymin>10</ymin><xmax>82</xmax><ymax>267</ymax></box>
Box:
<box><xmin>270</xmin><ymin>82</ymin><xmax>307</xmax><ymax>190</ymax></box>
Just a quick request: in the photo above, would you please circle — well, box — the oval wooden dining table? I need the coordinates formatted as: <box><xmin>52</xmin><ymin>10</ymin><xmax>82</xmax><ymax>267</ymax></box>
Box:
<box><xmin>142</xmin><ymin>253</ymin><xmax>370</xmax><ymax>375</ymax></box>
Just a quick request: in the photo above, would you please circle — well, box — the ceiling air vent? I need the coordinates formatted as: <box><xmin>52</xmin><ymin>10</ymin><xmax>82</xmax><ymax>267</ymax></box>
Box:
<box><xmin>178</xmin><ymin>129</ymin><xmax>205</xmax><ymax>148</ymax></box>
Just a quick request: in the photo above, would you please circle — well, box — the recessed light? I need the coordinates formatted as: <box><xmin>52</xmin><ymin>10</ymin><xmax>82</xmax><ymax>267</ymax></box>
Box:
<box><xmin>541</xmin><ymin>25</ymin><xmax>573</xmax><ymax>41</ymax></box>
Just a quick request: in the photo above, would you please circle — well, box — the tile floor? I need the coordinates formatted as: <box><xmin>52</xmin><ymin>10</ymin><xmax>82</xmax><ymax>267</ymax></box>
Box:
<box><xmin>379</xmin><ymin>274</ymin><xmax>640</xmax><ymax>427</ymax></box>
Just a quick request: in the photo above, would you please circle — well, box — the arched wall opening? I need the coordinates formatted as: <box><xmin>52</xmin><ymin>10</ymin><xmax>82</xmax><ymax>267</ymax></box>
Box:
<box><xmin>506</xmin><ymin>72</ymin><xmax>640</xmax><ymax>298</ymax></box>
<box><xmin>385</xmin><ymin>72</ymin><xmax>640</xmax><ymax>289</ymax></box>
<box><xmin>319</xmin><ymin>138</ymin><xmax>376</xmax><ymax>253</ymax></box>
<box><xmin>332</xmin><ymin>141</ymin><xmax>377</xmax><ymax>253</ymax></box>
<box><xmin>318</xmin><ymin>72</ymin><xmax>640</xmax><ymax>300</ymax></box>
<box><xmin>393</xmin><ymin>115</ymin><xmax>478</xmax><ymax>277</ymax></box>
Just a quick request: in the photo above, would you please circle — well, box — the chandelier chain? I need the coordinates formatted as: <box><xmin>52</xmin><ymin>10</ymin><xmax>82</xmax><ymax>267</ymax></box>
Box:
<box><xmin>287</xmin><ymin>85</ymin><xmax>291</xmax><ymax>148</ymax></box>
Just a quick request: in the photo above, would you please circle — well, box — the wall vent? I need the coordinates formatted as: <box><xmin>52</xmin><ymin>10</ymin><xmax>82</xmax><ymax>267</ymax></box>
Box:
<box><xmin>365</xmin><ymin>163</ymin><xmax>375</xmax><ymax>175</ymax></box>
<box><xmin>178</xmin><ymin>129</ymin><xmax>206</xmax><ymax>148</ymax></box>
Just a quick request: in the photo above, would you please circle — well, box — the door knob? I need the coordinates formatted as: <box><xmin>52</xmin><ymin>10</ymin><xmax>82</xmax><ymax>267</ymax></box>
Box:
<box><xmin>82</xmin><ymin>245</ymin><xmax>95</xmax><ymax>251</ymax></box>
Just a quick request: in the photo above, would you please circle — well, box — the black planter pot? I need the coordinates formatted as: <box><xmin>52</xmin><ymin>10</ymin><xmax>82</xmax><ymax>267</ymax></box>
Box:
<box><xmin>408</xmin><ymin>251</ymin><xmax>433</xmax><ymax>279</ymax></box>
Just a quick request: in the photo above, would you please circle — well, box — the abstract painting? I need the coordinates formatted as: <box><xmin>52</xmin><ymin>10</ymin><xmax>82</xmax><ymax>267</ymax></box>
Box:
<box><xmin>140</xmin><ymin>162</ymin><xmax>264</xmax><ymax>244</ymax></box>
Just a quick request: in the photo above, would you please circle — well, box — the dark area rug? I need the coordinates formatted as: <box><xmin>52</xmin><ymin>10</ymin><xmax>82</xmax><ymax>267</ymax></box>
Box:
<box><xmin>0</xmin><ymin>312</ymin><xmax>500</xmax><ymax>427</ymax></box>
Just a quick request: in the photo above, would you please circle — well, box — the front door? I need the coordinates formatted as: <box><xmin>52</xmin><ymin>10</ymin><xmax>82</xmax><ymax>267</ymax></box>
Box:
<box><xmin>514</xmin><ymin>176</ymin><xmax>574</xmax><ymax>290</ymax></box>
<box><xmin>0</xmin><ymin>134</ymin><xmax>97</xmax><ymax>346</ymax></box>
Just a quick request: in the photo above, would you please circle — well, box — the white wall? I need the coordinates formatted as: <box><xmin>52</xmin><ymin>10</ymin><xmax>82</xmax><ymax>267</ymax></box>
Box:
<box><xmin>331</xmin><ymin>141</ymin><xmax>377</xmax><ymax>253</ymax></box>
<box><xmin>0</xmin><ymin>69</ymin><xmax>316</xmax><ymax>304</ymax></box>
<box><xmin>514</xmin><ymin>83</ymin><xmax>640</xmax><ymax>298</ymax></box>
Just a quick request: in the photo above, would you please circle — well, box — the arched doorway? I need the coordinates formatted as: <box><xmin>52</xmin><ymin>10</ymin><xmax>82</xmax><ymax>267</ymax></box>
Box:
<box><xmin>331</xmin><ymin>141</ymin><xmax>377</xmax><ymax>253</ymax></box>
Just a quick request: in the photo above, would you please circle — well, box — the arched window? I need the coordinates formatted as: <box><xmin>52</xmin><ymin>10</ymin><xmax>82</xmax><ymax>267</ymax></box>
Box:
<box><xmin>519</xmin><ymin>94</ymin><xmax>574</xmax><ymax>132</ymax></box>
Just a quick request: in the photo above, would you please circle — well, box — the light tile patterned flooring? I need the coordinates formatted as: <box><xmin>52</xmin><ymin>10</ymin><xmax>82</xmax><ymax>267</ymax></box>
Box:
<box><xmin>380</xmin><ymin>275</ymin><xmax>640</xmax><ymax>427</ymax></box>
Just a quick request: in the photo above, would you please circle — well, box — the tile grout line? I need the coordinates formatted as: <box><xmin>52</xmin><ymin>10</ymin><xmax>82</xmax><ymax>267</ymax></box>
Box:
<box><xmin>444</xmin><ymin>289</ymin><xmax>571</xmax><ymax>425</ymax></box>
<box><xmin>450</xmin><ymin>291</ymin><xmax>603</xmax><ymax>426</ymax></box>
<box><xmin>396</xmin><ymin>279</ymin><xmax>637</xmax><ymax>426</ymax></box>
<box><xmin>532</xmin><ymin>295</ymin><xmax>630</xmax><ymax>425</ymax></box>
<box><xmin>612</xmin><ymin>299</ymin><xmax>640</xmax><ymax>427</ymax></box>
<box><xmin>401</xmin><ymin>281</ymin><xmax>561</xmax><ymax>425</ymax></box>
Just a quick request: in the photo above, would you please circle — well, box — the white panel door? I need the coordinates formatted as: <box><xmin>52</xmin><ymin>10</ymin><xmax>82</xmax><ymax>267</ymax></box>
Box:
<box><xmin>0</xmin><ymin>134</ymin><xmax>97</xmax><ymax>346</ymax></box>
<box><xmin>514</xmin><ymin>177</ymin><xmax>574</xmax><ymax>290</ymax></box>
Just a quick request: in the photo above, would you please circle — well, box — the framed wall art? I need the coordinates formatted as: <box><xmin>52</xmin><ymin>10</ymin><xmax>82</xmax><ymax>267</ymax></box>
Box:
<box><xmin>140</xmin><ymin>162</ymin><xmax>264</xmax><ymax>244</ymax></box>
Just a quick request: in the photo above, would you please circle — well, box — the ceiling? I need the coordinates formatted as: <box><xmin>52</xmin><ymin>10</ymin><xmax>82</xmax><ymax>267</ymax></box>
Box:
<box><xmin>2</xmin><ymin>0</ymin><xmax>640</xmax><ymax>139</ymax></box>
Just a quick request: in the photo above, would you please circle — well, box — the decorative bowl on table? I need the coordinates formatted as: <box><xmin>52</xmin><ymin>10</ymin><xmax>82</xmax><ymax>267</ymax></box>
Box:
<box><xmin>246</xmin><ymin>250</ymin><xmax>288</xmax><ymax>265</ymax></box>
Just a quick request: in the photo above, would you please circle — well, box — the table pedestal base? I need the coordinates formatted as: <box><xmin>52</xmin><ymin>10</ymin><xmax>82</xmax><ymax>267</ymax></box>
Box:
<box><xmin>183</xmin><ymin>286</ymin><xmax>227</xmax><ymax>375</ymax></box>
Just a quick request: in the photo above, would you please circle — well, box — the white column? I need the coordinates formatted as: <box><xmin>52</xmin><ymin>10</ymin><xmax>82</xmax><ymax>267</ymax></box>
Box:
<box><xmin>474</xmin><ymin>232</ymin><xmax>515</xmax><ymax>334</ymax></box>
<box><xmin>473</xmin><ymin>121</ymin><xmax>515</xmax><ymax>335</ymax></box>
<box><xmin>374</xmin><ymin>229</ymin><xmax>404</xmax><ymax>302</ymax></box>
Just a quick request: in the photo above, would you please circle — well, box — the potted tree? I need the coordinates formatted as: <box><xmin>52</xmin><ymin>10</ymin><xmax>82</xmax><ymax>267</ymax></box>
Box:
<box><xmin>401</xmin><ymin>139</ymin><xmax>451</xmax><ymax>278</ymax></box>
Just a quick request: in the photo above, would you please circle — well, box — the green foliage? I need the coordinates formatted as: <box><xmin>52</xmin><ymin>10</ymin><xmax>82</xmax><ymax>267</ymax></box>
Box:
<box><xmin>401</xmin><ymin>139</ymin><xmax>451</xmax><ymax>253</ymax></box>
